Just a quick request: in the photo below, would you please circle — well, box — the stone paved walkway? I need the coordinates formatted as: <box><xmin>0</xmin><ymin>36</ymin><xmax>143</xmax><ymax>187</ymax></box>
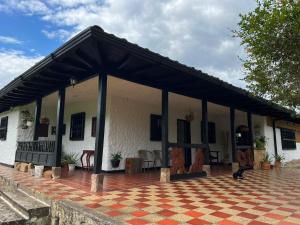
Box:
<box><xmin>0</xmin><ymin>165</ymin><xmax>300</xmax><ymax>225</ymax></box>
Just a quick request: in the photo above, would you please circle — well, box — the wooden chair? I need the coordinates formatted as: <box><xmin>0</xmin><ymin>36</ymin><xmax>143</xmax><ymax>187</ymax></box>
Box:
<box><xmin>170</xmin><ymin>147</ymin><xmax>185</xmax><ymax>175</ymax></box>
<box><xmin>209</xmin><ymin>151</ymin><xmax>219</xmax><ymax>164</ymax></box>
<box><xmin>152</xmin><ymin>150</ymin><xmax>162</xmax><ymax>168</ymax></box>
<box><xmin>138</xmin><ymin>150</ymin><xmax>153</xmax><ymax>172</ymax></box>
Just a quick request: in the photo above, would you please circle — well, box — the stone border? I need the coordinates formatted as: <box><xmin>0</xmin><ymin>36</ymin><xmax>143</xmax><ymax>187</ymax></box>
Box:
<box><xmin>0</xmin><ymin>174</ymin><xmax>122</xmax><ymax>225</ymax></box>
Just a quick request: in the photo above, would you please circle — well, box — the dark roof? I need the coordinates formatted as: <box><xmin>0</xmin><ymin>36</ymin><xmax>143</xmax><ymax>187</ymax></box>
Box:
<box><xmin>0</xmin><ymin>25</ymin><xmax>299</xmax><ymax>123</ymax></box>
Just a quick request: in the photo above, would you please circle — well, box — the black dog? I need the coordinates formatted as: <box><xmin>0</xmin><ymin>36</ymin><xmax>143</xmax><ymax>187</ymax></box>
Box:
<box><xmin>233</xmin><ymin>168</ymin><xmax>245</xmax><ymax>180</ymax></box>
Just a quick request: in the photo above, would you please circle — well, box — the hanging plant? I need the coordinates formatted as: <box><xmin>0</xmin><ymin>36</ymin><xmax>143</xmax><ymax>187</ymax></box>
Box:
<box><xmin>185</xmin><ymin>111</ymin><xmax>194</xmax><ymax>122</ymax></box>
<box><xmin>20</xmin><ymin>110</ymin><xmax>34</xmax><ymax>129</ymax></box>
<box><xmin>40</xmin><ymin>117</ymin><xmax>50</xmax><ymax>124</ymax></box>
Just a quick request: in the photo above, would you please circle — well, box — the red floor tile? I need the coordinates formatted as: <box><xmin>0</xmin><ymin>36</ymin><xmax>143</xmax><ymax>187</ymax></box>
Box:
<box><xmin>185</xmin><ymin>210</ymin><xmax>204</xmax><ymax>218</ymax></box>
<box><xmin>157</xmin><ymin>209</ymin><xmax>177</xmax><ymax>217</ymax></box>
<box><xmin>248</xmin><ymin>221</ymin><xmax>272</xmax><ymax>225</ymax></box>
<box><xmin>105</xmin><ymin>210</ymin><xmax>122</xmax><ymax>217</ymax></box>
<box><xmin>264</xmin><ymin>213</ymin><xmax>285</xmax><ymax>220</ymax></box>
<box><xmin>84</xmin><ymin>203</ymin><xmax>101</xmax><ymax>209</ymax></box>
<box><xmin>131</xmin><ymin>211</ymin><xmax>149</xmax><ymax>217</ymax></box>
<box><xmin>126</xmin><ymin>218</ymin><xmax>148</xmax><ymax>225</ymax></box>
<box><xmin>218</xmin><ymin>220</ymin><xmax>243</xmax><ymax>225</ymax></box>
<box><xmin>158</xmin><ymin>219</ymin><xmax>179</xmax><ymax>225</ymax></box>
<box><xmin>277</xmin><ymin>222</ymin><xmax>300</xmax><ymax>225</ymax></box>
<box><xmin>211</xmin><ymin>211</ymin><xmax>231</xmax><ymax>218</ymax></box>
<box><xmin>188</xmin><ymin>218</ymin><xmax>211</xmax><ymax>225</ymax></box>
<box><xmin>238</xmin><ymin>212</ymin><xmax>258</xmax><ymax>219</ymax></box>
<box><xmin>291</xmin><ymin>213</ymin><xmax>300</xmax><ymax>219</ymax></box>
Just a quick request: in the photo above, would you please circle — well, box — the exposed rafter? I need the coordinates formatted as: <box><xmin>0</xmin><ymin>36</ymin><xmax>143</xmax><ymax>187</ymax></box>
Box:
<box><xmin>42</xmin><ymin>70</ymin><xmax>74</xmax><ymax>79</ymax></box>
<box><xmin>52</xmin><ymin>60</ymin><xmax>87</xmax><ymax>73</ymax></box>
<box><xmin>7</xmin><ymin>92</ymin><xmax>35</xmax><ymax>98</ymax></box>
<box><xmin>61</xmin><ymin>57</ymin><xmax>93</xmax><ymax>71</ymax></box>
<box><xmin>94</xmin><ymin>40</ymin><xmax>106</xmax><ymax>68</ymax></box>
<box><xmin>116</xmin><ymin>53</ymin><xmax>131</xmax><ymax>70</ymax></box>
<box><xmin>35</xmin><ymin>75</ymin><xmax>67</xmax><ymax>83</ymax></box>
<box><xmin>124</xmin><ymin>64</ymin><xmax>158</xmax><ymax>78</ymax></box>
<box><xmin>22</xmin><ymin>81</ymin><xmax>57</xmax><ymax>88</ymax></box>
<box><xmin>76</xmin><ymin>48</ymin><xmax>99</xmax><ymax>71</ymax></box>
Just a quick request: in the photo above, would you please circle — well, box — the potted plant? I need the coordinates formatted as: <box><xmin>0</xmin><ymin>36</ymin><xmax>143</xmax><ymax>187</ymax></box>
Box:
<box><xmin>261</xmin><ymin>153</ymin><xmax>272</xmax><ymax>170</ymax></box>
<box><xmin>255</xmin><ymin>136</ymin><xmax>267</xmax><ymax>150</ymax></box>
<box><xmin>40</xmin><ymin>117</ymin><xmax>50</xmax><ymax>124</ymax></box>
<box><xmin>273</xmin><ymin>154</ymin><xmax>285</xmax><ymax>169</ymax></box>
<box><xmin>111</xmin><ymin>152</ymin><xmax>122</xmax><ymax>168</ymax></box>
<box><xmin>20</xmin><ymin>110</ymin><xmax>34</xmax><ymax>129</ymax></box>
<box><xmin>62</xmin><ymin>152</ymin><xmax>79</xmax><ymax>172</ymax></box>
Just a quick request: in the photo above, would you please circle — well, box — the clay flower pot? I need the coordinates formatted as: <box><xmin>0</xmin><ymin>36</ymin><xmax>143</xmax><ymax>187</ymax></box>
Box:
<box><xmin>262</xmin><ymin>162</ymin><xmax>271</xmax><ymax>170</ymax></box>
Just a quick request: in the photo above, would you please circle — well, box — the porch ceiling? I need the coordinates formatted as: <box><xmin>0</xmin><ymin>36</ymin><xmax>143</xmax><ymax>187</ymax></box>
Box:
<box><xmin>0</xmin><ymin>26</ymin><xmax>298</xmax><ymax>123</ymax></box>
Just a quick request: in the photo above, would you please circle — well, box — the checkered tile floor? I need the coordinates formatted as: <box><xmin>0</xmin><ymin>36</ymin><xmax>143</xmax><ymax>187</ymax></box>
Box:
<box><xmin>0</xmin><ymin>165</ymin><xmax>300</xmax><ymax>225</ymax></box>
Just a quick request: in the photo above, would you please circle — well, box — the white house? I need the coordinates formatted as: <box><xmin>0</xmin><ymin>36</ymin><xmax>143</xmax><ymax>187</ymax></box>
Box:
<box><xmin>0</xmin><ymin>26</ymin><xmax>299</xmax><ymax>191</ymax></box>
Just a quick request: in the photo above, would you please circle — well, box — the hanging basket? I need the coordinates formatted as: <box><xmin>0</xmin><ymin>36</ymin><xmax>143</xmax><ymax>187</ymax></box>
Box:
<box><xmin>40</xmin><ymin>117</ymin><xmax>50</xmax><ymax>124</ymax></box>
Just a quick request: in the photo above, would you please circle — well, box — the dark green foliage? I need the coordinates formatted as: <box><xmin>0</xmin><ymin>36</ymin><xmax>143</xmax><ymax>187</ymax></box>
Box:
<box><xmin>235</xmin><ymin>0</ymin><xmax>300</xmax><ymax>112</ymax></box>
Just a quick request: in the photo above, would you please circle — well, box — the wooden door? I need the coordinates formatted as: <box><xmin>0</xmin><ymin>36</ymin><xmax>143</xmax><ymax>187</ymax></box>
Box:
<box><xmin>177</xmin><ymin>119</ymin><xmax>191</xmax><ymax>167</ymax></box>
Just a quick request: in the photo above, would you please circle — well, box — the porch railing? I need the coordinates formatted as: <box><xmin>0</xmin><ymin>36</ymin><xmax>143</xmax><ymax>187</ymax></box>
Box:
<box><xmin>15</xmin><ymin>140</ymin><xmax>56</xmax><ymax>166</ymax></box>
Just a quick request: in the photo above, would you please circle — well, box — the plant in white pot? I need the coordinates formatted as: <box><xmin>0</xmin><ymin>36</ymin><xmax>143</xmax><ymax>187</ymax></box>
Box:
<box><xmin>20</xmin><ymin>110</ymin><xmax>34</xmax><ymax>129</ymax></box>
<box><xmin>62</xmin><ymin>152</ymin><xmax>79</xmax><ymax>172</ymax></box>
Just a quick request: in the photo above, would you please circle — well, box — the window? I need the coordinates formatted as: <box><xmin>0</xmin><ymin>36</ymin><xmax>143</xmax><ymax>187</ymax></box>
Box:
<box><xmin>281</xmin><ymin>128</ymin><xmax>296</xmax><ymax>150</ymax></box>
<box><xmin>150</xmin><ymin>114</ymin><xmax>162</xmax><ymax>141</ymax></box>
<box><xmin>70</xmin><ymin>112</ymin><xmax>85</xmax><ymax>140</ymax></box>
<box><xmin>91</xmin><ymin>117</ymin><xmax>96</xmax><ymax>137</ymax></box>
<box><xmin>0</xmin><ymin>116</ymin><xmax>8</xmax><ymax>140</ymax></box>
<box><xmin>201</xmin><ymin>121</ymin><xmax>216</xmax><ymax>144</ymax></box>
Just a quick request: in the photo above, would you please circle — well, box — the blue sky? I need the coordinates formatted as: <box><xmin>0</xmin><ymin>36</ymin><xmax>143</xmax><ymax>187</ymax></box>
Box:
<box><xmin>0</xmin><ymin>0</ymin><xmax>256</xmax><ymax>89</ymax></box>
<box><xmin>0</xmin><ymin>12</ymin><xmax>61</xmax><ymax>55</ymax></box>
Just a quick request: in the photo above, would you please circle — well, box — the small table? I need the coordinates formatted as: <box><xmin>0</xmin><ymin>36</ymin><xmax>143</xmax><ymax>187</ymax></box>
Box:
<box><xmin>80</xmin><ymin>150</ymin><xmax>95</xmax><ymax>171</ymax></box>
<box><xmin>125</xmin><ymin>158</ymin><xmax>143</xmax><ymax>174</ymax></box>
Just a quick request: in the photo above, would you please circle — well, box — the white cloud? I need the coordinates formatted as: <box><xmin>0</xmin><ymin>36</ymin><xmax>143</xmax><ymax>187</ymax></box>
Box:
<box><xmin>46</xmin><ymin>0</ymin><xmax>97</xmax><ymax>7</ymax></box>
<box><xmin>41</xmin><ymin>29</ymin><xmax>70</xmax><ymax>40</ymax></box>
<box><xmin>0</xmin><ymin>49</ymin><xmax>43</xmax><ymax>89</ymax></box>
<box><xmin>203</xmin><ymin>66</ymin><xmax>246</xmax><ymax>88</ymax></box>
<box><xmin>0</xmin><ymin>0</ymin><xmax>50</xmax><ymax>15</ymax></box>
<box><xmin>0</xmin><ymin>36</ymin><xmax>22</xmax><ymax>45</ymax></box>
<box><xmin>0</xmin><ymin>0</ymin><xmax>257</xmax><ymax>88</ymax></box>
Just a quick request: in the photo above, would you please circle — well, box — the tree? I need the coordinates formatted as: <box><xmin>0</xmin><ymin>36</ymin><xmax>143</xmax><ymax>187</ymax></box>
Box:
<box><xmin>235</xmin><ymin>0</ymin><xmax>300</xmax><ymax>112</ymax></box>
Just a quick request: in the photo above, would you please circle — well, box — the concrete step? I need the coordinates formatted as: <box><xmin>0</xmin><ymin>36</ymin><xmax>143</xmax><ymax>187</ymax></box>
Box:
<box><xmin>0</xmin><ymin>196</ymin><xmax>26</xmax><ymax>225</ymax></box>
<box><xmin>0</xmin><ymin>188</ymin><xmax>49</xmax><ymax>220</ymax></box>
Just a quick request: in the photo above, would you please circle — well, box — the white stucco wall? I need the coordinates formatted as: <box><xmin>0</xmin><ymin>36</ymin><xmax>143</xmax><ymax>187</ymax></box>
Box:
<box><xmin>32</xmin><ymin>98</ymin><xmax>111</xmax><ymax>169</ymax></box>
<box><xmin>3</xmin><ymin>92</ymin><xmax>263</xmax><ymax>171</ymax></box>
<box><xmin>2</xmin><ymin>77</ymin><xmax>298</xmax><ymax>170</ymax></box>
<box><xmin>265</xmin><ymin>121</ymin><xmax>300</xmax><ymax>163</ymax></box>
<box><xmin>0</xmin><ymin>108</ymin><xmax>20</xmax><ymax>166</ymax></box>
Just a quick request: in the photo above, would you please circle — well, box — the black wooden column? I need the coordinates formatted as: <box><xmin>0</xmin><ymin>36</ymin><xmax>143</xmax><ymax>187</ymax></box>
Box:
<box><xmin>161</xmin><ymin>89</ymin><xmax>169</xmax><ymax>168</ymax></box>
<box><xmin>247</xmin><ymin>112</ymin><xmax>253</xmax><ymax>149</ymax></box>
<box><xmin>230</xmin><ymin>107</ymin><xmax>237</xmax><ymax>162</ymax></box>
<box><xmin>202</xmin><ymin>99</ymin><xmax>209</xmax><ymax>164</ymax></box>
<box><xmin>33</xmin><ymin>97</ymin><xmax>42</xmax><ymax>141</ymax></box>
<box><xmin>93</xmin><ymin>73</ymin><xmax>107</xmax><ymax>174</ymax></box>
<box><xmin>272</xmin><ymin>119</ymin><xmax>278</xmax><ymax>156</ymax></box>
<box><xmin>54</xmin><ymin>88</ymin><xmax>65</xmax><ymax>167</ymax></box>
